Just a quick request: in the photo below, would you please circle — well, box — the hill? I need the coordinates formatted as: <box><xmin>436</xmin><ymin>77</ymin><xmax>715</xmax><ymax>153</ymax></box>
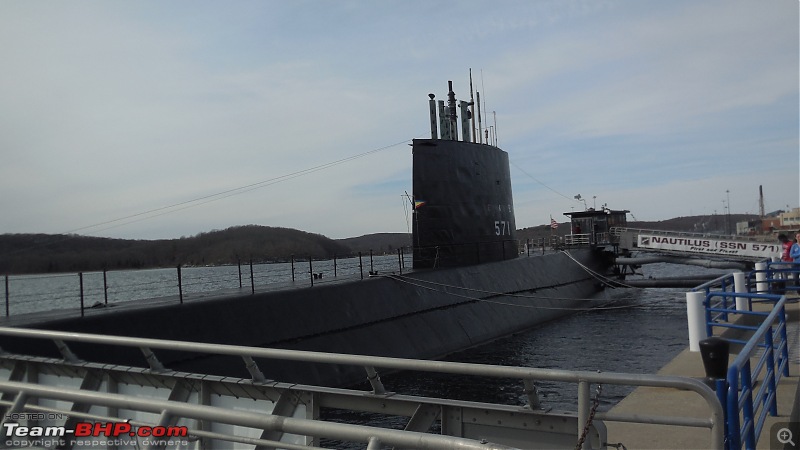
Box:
<box><xmin>336</xmin><ymin>233</ymin><xmax>411</xmax><ymax>255</ymax></box>
<box><xmin>0</xmin><ymin>225</ymin><xmax>352</xmax><ymax>274</ymax></box>
<box><xmin>0</xmin><ymin>214</ymin><xmax>761</xmax><ymax>275</ymax></box>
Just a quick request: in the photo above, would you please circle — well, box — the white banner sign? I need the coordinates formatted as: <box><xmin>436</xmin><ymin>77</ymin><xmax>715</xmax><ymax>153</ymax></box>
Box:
<box><xmin>637</xmin><ymin>234</ymin><xmax>781</xmax><ymax>259</ymax></box>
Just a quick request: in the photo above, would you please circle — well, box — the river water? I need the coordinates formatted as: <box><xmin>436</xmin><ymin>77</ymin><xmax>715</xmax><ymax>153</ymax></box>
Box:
<box><xmin>380</xmin><ymin>262</ymin><xmax>723</xmax><ymax>411</ymax></box>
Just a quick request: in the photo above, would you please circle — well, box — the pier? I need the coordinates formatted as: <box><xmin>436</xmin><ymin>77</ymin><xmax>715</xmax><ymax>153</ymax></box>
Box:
<box><xmin>605</xmin><ymin>290</ymin><xmax>799</xmax><ymax>449</ymax></box>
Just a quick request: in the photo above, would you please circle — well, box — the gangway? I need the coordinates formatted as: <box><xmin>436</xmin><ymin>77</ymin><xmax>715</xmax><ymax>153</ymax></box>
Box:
<box><xmin>0</xmin><ymin>327</ymin><xmax>725</xmax><ymax>450</ymax></box>
<box><xmin>611</xmin><ymin>228</ymin><xmax>780</xmax><ymax>267</ymax></box>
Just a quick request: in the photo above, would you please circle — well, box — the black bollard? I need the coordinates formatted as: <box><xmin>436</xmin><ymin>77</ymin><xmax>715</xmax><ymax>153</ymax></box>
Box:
<box><xmin>699</xmin><ymin>337</ymin><xmax>730</xmax><ymax>383</ymax></box>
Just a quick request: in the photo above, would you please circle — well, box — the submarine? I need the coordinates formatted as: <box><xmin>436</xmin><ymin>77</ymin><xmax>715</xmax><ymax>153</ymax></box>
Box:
<box><xmin>0</xmin><ymin>81</ymin><xmax>622</xmax><ymax>387</ymax></box>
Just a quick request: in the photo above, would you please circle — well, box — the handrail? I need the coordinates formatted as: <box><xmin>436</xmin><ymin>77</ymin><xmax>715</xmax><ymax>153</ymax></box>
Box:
<box><xmin>692</xmin><ymin>260</ymin><xmax>795</xmax><ymax>450</ymax></box>
<box><xmin>0</xmin><ymin>326</ymin><xmax>725</xmax><ymax>449</ymax></box>
<box><xmin>722</xmin><ymin>295</ymin><xmax>790</xmax><ymax>450</ymax></box>
<box><xmin>0</xmin><ymin>380</ymin><xmax>514</xmax><ymax>450</ymax></box>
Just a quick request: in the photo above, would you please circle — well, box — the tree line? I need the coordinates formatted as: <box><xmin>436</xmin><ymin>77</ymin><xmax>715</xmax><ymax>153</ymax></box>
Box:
<box><xmin>0</xmin><ymin>225</ymin><xmax>363</xmax><ymax>275</ymax></box>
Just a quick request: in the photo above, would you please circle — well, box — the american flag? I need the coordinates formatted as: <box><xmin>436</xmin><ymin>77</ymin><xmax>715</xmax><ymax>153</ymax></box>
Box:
<box><xmin>550</xmin><ymin>216</ymin><xmax>559</xmax><ymax>229</ymax></box>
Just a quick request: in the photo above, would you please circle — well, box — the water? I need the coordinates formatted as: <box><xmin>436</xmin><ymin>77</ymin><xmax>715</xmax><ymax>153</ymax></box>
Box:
<box><xmin>380</xmin><ymin>262</ymin><xmax>717</xmax><ymax>411</ymax></box>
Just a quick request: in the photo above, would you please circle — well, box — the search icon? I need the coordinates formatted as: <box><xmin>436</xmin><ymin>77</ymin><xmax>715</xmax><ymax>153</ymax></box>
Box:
<box><xmin>778</xmin><ymin>428</ymin><xmax>796</xmax><ymax>447</ymax></box>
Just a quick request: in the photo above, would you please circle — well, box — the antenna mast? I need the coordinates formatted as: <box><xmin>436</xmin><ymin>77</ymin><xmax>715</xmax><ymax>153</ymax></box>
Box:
<box><xmin>469</xmin><ymin>69</ymin><xmax>476</xmax><ymax>143</ymax></box>
<box><xmin>759</xmin><ymin>185</ymin><xmax>765</xmax><ymax>218</ymax></box>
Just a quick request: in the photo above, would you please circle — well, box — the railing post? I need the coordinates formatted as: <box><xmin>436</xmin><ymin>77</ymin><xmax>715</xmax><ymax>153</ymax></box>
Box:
<box><xmin>359</xmin><ymin>252</ymin><xmax>363</xmax><ymax>280</ymax></box>
<box><xmin>523</xmin><ymin>379</ymin><xmax>540</xmax><ymax>409</ymax></box>
<box><xmin>369</xmin><ymin>250</ymin><xmax>374</xmax><ymax>274</ymax></box>
<box><xmin>309</xmin><ymin>259</ymin><xmax>314</xmax><ymax>287</ymax></box>
<box><xmin>778</xmin><ymin>305</ymin><xmax>790</xmax><ymax>377</ymax></box>
<box><xmin>4</xmin><ymin>275</ymin><xmax>8</xmax><ymax>317</ymax></box>
<box><xmin>291</xmin><ymin>255</ymin><xmax>295</xmax><ymax>282</ymax></box>
<box><xmin>733</xmin><ymin>271</ymin><xmax>747</xmax><ymax>310</ymax></box>
<box><xmin>727</xmin><ymin>371</ymin><xmax>742</xmax><ymax>450</ymax></box>
<box><xmin>741</xmin><ymin>361</ymin><xmax>756</xmax><ymax>450</ymax></box>
<box><xmin>103</xmin><ymin>268</ymin><xmax>108</xmax><ymax>305</ymax></box>
<box><xmin>714</xmin><ymin>378</ymin><xmax>727</xmax><ymax>445</ymax></box>
<box><xmin>177</xmin><ymin>265</ymin><xmax>183</xmax><ymax>304</ymax></box>
<box><xmin>249</xmin><ymin>259</ymin><xmax>255</xmax><ymax>295</ymax></box>
<box><xmin>397</xmin><ymin>248</ymin><xmax>403</xmax><ymax>275</ymax></box>
<box><xmin>755</xmin><ymin>261</ymin><xmax>768</xmax><ymax>293</ymax></box>
<box><xmin>238</xmin><ymin>258</ymin><xmax>242</xmax><ymax>288</ymax></box>
<box><xmin>764</xmin><ymin>327</ymin><xmax>778</xmax><ymax>416</ymax></box>
<box><xmin>686</xmin><ymin>291</ymin><xmax>706</xmax><ymax>352</ymax></box>
<box><xmin>79</xmin><ymin>272</ymin><xmax>85</xmax><ymax>317</ymax></box>
<box><xmin>334</xmin><ymin>254</ymin><xmax>338</xmax><ymax>278</ymax></box>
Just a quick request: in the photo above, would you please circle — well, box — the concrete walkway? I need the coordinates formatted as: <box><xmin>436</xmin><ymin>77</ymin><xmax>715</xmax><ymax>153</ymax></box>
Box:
<box><xmin>604</xmin><ymin>296</ymin><xmax>800</xmax><ymax>450</ymax></box>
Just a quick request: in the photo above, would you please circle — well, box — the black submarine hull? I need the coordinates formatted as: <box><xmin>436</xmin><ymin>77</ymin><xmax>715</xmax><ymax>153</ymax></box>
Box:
<box><xmin>0</xmin><ymin>248</ymin><xmax>609</xmax><ymax>387</ymax></box>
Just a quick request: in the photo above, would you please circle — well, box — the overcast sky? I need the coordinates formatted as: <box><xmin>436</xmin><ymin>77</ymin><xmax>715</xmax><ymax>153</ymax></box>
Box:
<box><xmin>1</xmin><ymin>1</ymin><xmax>797</xmax><ymax>240</ymax></box>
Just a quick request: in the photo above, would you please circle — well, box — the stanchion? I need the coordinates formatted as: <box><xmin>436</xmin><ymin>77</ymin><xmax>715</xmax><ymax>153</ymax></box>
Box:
<box><xmin>686</xmin><ymin>291</ymin><xmax>706</xmax><ymax>352</ymax></box>
<box><xmin>397</xmin><ymin>248</ymin><xmax>403</xmax><ymax>274</ymax></box>
<box><xmin>249</xmin><ymin>259</ymin><xmax>255</xmax><ymax>294</ymax></box>
<box><xmin>79</xmin><ymin>272</ymin><xmax>85</xmax><ymax>317</ymax></box>
<box><xmin>755</xmin><ymin>261</ymin><xmax>768</xmax><ymax>293</ymax></box>
<box><xmin>733</xmin><ymin>271</ymin><xmax>748</xmax><ymax>310</ymax></box>
<box><xmin>103</xmin><ymin>268</ymin><xmax>108</xmax><ymax>305</ymax></box>
<box><xmin>4</xmin><ymin>275</ymin><xmax>9</xmax><ymax>317</ymax></box>
<box><xmin>177</xmin><ymin>266</ymin><xmax>183</xmax><ymax>304</ymax></box>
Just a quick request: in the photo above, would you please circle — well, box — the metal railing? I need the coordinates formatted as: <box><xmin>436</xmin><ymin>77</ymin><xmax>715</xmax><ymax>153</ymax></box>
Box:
<box><xmin>726</xmin><ymin>295</ymin><xmax>790</xmax><ymax>450</ymax></box>
<box><xmin>691</xmin><ymin>261</ymin><xmax>795</xmax><ymax>450</ymax></box>
<box><xmin>1</xmin><ymin>250</ymin><xmax>410</xmax><ymax>318</ymax></box>
<box><xmin>0</xmin><ymin>326</ymin><xmax>725</xmax><ymax>449</ymax></box>
<box><xmin>0</xmin><ymin>380</ymin><xmax>514</xmax><ymax>450</ymax></box>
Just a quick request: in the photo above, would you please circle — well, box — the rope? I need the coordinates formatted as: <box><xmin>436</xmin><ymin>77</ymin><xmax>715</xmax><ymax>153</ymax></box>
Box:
<box><xmin>380</xmin><ymin>274</ymin><xmax>642</xmax><ymax>312</ymax></box>
<box><xmin>559</xmin><ymin>250</ymin><xmax>643</xmax><ymax>289</ymax></box>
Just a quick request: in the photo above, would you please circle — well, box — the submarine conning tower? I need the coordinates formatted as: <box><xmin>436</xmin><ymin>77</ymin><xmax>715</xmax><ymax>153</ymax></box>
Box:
<box><xmin>412</xmin><ymin>81</ymin><xmax>518</xmax><ymax>269</ymax></box>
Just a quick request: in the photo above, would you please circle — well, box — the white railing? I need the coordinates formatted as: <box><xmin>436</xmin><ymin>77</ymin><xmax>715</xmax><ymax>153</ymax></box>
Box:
<box><xmin>0</xmin><ymin>327</ymin><xmax>725</xmax><ymax>449</ymax></box>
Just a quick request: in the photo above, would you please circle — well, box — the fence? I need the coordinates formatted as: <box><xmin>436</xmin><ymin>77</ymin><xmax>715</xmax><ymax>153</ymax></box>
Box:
<box><xmin>1</xmin><ymin>250</ymin><xmax>410</xmax><ymax>318</ymax></box>
<box><xmin>691</xmin><ymin>260</ymin><xmax>796</xmax><ymax>450</ymax></box>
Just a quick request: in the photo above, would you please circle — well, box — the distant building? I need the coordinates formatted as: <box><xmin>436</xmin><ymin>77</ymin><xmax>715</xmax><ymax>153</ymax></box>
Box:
<box><xmin>736</xmin><ymin>220</ymin><xmax>759</xmax><ymax>235</ymax></box>
<box><xmin>781</xmin><ymin>207</ymin><xmax>800</xmax><ymax>229</ymax></box>
<box><xmin>735</xmin><ymin>207</ymin><xmax>799</xmax><ymax>235</ymax></box>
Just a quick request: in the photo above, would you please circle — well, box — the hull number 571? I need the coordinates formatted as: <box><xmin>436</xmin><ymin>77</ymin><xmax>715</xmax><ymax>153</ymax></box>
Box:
<box><xmin>494</xmin><ymin>220</ymin><xmax>511</xmax><ymax>236</ymax></box>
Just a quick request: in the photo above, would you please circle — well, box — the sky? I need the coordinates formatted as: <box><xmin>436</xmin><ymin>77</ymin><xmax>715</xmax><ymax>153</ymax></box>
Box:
<box><xmin>1</xmin><ymin>0</ymin><xmax>798</xmax><ymax>240</ymax></box>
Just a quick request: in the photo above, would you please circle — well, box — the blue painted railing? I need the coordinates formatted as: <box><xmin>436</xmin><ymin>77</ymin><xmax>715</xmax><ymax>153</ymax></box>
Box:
<box><xmin>692</xmin><ymin>260</ymin><xmax>796</xmax><ymax>450</ymax></box>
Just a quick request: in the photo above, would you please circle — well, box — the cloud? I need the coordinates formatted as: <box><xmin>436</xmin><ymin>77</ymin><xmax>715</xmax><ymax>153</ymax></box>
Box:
<box><xmin>0</xmin><ymin>0</ymin><xmax>796</xmax><ymax>240</ymax></box>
